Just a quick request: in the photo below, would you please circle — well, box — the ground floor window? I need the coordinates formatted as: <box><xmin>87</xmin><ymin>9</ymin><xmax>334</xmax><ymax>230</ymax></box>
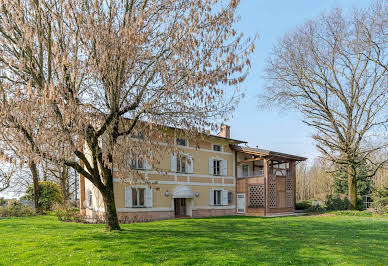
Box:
<box><xmin>132</xmin><ymin>188</ymin><xmax>145</xmax><ymax>207</ymax></box>
<box><xmin>214</xmin><ymin>190</ymin><xmax>222</xmax><ymax>205</ymax></box>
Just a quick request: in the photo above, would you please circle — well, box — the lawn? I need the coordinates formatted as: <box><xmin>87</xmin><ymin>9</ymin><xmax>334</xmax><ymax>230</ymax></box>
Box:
<box><xmin>0</xmin><ymin>215</ymin><xmax>387</xmax><ymax>265</ymax></box>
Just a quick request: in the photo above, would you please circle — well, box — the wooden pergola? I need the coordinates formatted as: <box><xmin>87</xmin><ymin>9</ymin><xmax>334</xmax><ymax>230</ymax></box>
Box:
<box><xmin>231</xmin><ymin>145</ymin><xmax>307</xmax><ymax>216</ymax></box>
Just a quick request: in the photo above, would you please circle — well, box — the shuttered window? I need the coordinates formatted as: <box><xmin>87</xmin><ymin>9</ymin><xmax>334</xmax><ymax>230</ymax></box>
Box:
<box><xmin>213</xmin><ymin>190</ymin><xmax>222</xmax><ymax>205</ymax></box>
<box><xmin>213</xmin><ymin>160</ymin><xmax>221</xmax><ymax>175</ymax></box>
<box><xmin>132</xmin><ymin>188</ymin><xmax>145</xmax><ymax>207</ymax></box>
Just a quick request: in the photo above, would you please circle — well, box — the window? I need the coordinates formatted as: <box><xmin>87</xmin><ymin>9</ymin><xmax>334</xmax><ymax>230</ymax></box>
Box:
<box><xmin>131</xmin><ymin>158</ymin><xmax>144</xmax><ymax>170</ymax></box>
<box><xmin>228</xmin><ymin>191</ymin><xmax>233</xmax><ymax>204</ymax></box>
<box><xmin>213</xmin><ymin>190</ymin><xmax>222</xmax><ymax>205</ymax></box>
<box><xmin>132</xmin><ymin>188</ymin><xmax>145</xmax><ymax>207</ymax></box>
<box><xmin>87</xmin><ymin>190</ymin><xmax>93</xmax><ymax>207</ymax></box>
<box><xmin>213</xmin><ymin>144</ymin><xmax>221</xmax><ymax>152</ymax></box>
<box><xmin>242</xmin><ymin>165</ymin><xmax>249</xmax><ymax>177</ymax></box>
<box><xmin>176</xmin><ymin>138</ymin><xmax>186</xmax><ymax>146</ymax></box>
<box><xmin>213</xmin><ymin>160</ymin><xmax>221</xmax><ymax>175</ymax></box>
<box><xmin>177</xmin><ymin>156</ymin><xmax>187</xmax><ymax>173</ymax></box>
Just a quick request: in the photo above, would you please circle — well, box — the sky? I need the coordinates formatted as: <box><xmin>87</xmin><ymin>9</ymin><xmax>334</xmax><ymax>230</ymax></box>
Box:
<box><xmin>227</xmin><ymin>0</ymin><xmax>374</xmax><ymax>161</ymax></box>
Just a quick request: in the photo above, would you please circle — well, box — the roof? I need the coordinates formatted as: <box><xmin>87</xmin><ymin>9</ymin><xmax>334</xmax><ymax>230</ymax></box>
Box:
<box><xmin>230</xmin><ymin>145</ymin><xmax>307</xmax><ymax>161</ymax></box>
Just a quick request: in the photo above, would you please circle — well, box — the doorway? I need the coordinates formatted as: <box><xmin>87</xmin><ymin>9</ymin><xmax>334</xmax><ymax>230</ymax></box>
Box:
<box><xmin>174</xmin><ymin>198</ymin><xmax>187</xmax><ymax>216</ymax></box>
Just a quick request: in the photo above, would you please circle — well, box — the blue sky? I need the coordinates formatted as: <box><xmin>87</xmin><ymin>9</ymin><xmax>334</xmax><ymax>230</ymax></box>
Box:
<box><xmin>228</xmin><ymin>0</ymin><xmax>373</xmax><ymax>161</ymax></box>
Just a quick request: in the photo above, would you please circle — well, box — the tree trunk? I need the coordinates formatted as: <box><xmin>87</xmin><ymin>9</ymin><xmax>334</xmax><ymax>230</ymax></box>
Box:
<box><xmin>102</xmin><ymin>171</ymin><xmax>120</xmax><ymax>231</ymax></box>
<box><xmin>29</xmin><ymin>160</ymin><xmax>41</xmax><ymax>214</ymax></box>
<box><xmin>347</xmin><ymin>165</ymin><xmax>357</xmax><ymax>209</ymax></box>
<box><xmin>60</xmin><ymin>167</ymin><xmax>69</xmax><ymax>207</ymax></box>
<box><xmin>102</xmin><ymin>187</ymin><xmax>120</xmax><ymax>231</ymax></box>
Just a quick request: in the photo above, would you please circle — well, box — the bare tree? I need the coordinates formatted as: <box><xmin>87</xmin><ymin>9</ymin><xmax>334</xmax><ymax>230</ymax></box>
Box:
<box><xmin>0</xmin><ymin>169</ymin><xmax>12</xmax><ymax>192</ymax></box>
<box><xmin>264</xmin><ymin>1</ymin><xmax>387</xmax><ymax>208</ymax></box>
<box><xmin>0</xmin><ymin>0</ymin><xmax>253</xmax><ymax>230</ymax></box>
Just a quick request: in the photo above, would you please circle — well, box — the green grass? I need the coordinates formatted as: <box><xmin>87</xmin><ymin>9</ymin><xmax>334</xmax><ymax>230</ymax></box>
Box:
<box><xmin>0</xmin><ymin>215</ymin><xmax>387</xmax><ymax>265</ymax></box>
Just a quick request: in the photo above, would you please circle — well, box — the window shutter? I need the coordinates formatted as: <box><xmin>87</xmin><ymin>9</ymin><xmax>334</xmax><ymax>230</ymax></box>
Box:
<box><xmin>209</xmin><ymin>158</ymin><xmax>214</xmax><ymax>175</ymax></box>
<box><xmin>187</xmin><ymin>155</ymin><xmax>194</xmax><ymax>173</ymax></box>
<box><xmin>144</xmin><ymin>152</ymin><xmax>152</xmax><ymax>170</ymax></box>
<box><xmin>222</xmin><ymin>190</ymin><xmax>229</xmax><ymax>205</ymax></box>
<box><xmin>144</xmin><ymin>159</ymin><xmax>152</xmax><ymax>170</ymax></box>
<box><xmin>125</xmin><ymin>186</ymin><xmax>132</xmax><ymax>207</ymax></box>
<box><xmin>221</xmin><ymin>160</ymin><xmax>228</xmax><ymax>176</ymax></box>
<box><xmin>209</xmin><ymin>189</ymin><xmax>214</xmax><ymax>206</ymax></box>
<box><xmin>145</xmin><ymin>187</ymin><xmax>153</xmax><ymax>207</ymax></box>
<box><xmin>171</xmin><ymin>154</ymin><xmax>177</xmax><ymax>172</ymax></box>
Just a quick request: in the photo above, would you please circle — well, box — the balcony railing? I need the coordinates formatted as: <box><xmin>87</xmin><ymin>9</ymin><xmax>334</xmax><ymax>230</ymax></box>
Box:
<box><xmin>238</xmin><ymin>169</ymin><xmax>264</xmax><ymax>178</ymax></box>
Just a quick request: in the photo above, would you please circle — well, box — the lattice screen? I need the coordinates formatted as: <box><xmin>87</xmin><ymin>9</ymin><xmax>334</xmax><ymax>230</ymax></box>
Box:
<box><xmin>248</xmin><ymin>185</ymin><xmax>265</xmax><ymax>208</ymax></box>
<box><xmin>286</xmin><ymin>170</ymin><xmax>293</xmax><ymax>207</ymax></box>
<box><xmin>268</xmin><ymin>170</ymin><xmax>277</xmax><ymax>208</ymax></box>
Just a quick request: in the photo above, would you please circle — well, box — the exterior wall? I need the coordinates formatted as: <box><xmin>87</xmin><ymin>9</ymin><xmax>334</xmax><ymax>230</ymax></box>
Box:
<box><xmin>83</xmin><ymin>134</ymin><xmax>237</xmax><ymax>219</ymax></box>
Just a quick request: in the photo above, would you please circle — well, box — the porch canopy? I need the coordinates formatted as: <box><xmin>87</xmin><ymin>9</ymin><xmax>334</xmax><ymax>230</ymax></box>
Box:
<box><xmin>172</xmin><ymin>186</ymin><xmax>194</xmax><ymax>198</ymax></box>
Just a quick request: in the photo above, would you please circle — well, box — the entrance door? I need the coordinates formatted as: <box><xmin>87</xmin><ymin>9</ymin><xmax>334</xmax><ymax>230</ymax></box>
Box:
<box><xmin>237</xmin><ymin>193</ymin><xmax>245</xmax><ymax>213</ymax></box>
<box><xmin>174</xmin><ymin>198</ymin><xmax>187</xmax><ymax>216</ymax></box>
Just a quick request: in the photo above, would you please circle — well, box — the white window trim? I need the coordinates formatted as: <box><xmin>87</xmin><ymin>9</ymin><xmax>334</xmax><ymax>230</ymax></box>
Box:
<box><xmin>175</xmin><ymin>137</ymin><xmax>188</xmax><ymax>147</ymax></box>
<box><xmin>213</xmin><ymin>159</ymin><xmax>222</xmax><ymax>176</ymax></box>
<box><xmin>131</xmin><ymin>187</ymin><xmax>146</xmax><ymax>208</ymax></box>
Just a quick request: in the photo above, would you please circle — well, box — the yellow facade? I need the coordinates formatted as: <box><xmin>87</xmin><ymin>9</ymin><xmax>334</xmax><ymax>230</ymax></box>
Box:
<box><xmin>83</xmin><ymin>133</ymin><xmax>237</xmax><ymax>219</ymax></box>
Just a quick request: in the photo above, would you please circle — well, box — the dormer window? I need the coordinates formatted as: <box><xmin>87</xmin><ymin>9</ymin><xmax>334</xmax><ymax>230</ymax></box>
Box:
<box><xmin>176</xmin><ymin>138</ymin><xmax>187</xmax><ymax>146</ymax></box>
<box><xmin>213</xmin><ymin>144</ymin><xmax>221</xmax><ymax>152</ymax></box>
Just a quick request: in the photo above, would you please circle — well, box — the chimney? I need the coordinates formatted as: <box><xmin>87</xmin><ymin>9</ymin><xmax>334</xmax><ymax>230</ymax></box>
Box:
<box><xmin>218</xmin><ymin>123</ymin><xmax>230</xmax><ymax>139</ymax></box>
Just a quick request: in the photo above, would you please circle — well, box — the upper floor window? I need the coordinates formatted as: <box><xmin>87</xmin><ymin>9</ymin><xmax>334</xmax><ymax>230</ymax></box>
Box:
<box><xmin>213</xmin><ymin>160</ymin><xmax>221</xmax><ymax>176</ymax></box>
<box><xmin>242</xmin><ymin>165</ymin><xmax>249</xmax><ymax>177</ymax></box>
<box><xmin>176</xmin><ymin>138</ymin><xmax>187</xmax><ymax>146</ymax></box>
<box><xmin>131</xmin><ymin>158</ymin><xmax>144</xmax><ymax>170</ymax></box>
<box><xmin>213</xmin><ymin>144</ymin><xmax>221</xmax><ymax>152</ymax></box>
<box><xmin>177</xmin><ymin>155</ymin><xmax>188</xmax><ymax>173</ymax></box>
<box><xmin>132</xmin><ymin>188</ymin><xmax>145</xmax><ymax>207</ymax></box>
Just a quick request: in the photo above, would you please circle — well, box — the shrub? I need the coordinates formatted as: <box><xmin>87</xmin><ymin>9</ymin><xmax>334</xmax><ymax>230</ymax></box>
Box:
<box><xmin>56</xmin><ymin>207</ymin><xmax>84</xmax><ymax>222</ymax></box>
<box><xmin>326</xmin><ymin>194</ymin><xmax>349</xmax><ymax>210</ymax></box>
<box><xmin>306</xmin><ymin>205</ymin><xmax>325</xmax><ymax>213</ymax></box>
<box><xmin>326</xmin><ymin>194</ymin><xmax>364</xmax><ymax>211</ymax></box>
<box><xmin>295</xmin><ymin>201</ymin><xmax>312</xmax><ymax>210</ymax></box>
<box><xmin>0</xmin><ymin>200</ymin><xmax>35</xmax><ymax>217</ymax></box>
<box><xmin>371</xmin><ymin>188</ymin><xmax>388</xmax><ymax>214</ymax></box>
<box><xmin>22</xmin><ymin>181</ymin><xmax>63</xmax><ymax>212</ymax></box>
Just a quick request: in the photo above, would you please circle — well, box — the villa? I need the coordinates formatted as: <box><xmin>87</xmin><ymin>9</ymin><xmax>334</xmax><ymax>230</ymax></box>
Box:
<box><xmin>79</xmin><ymin>124</ymin><xmax>306</xmax><ymax>220</ymax></box>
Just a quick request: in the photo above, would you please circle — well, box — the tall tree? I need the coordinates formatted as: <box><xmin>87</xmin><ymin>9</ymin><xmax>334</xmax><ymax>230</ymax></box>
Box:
<box><xmin>264</xmin><ymin>1</ymin><xmax>387</xmax><ymax>208</ymax></box>
<box><xmin>0</xmin><ymin>0</ymin><xmax>253</xmax><ymax>230</ymax></box>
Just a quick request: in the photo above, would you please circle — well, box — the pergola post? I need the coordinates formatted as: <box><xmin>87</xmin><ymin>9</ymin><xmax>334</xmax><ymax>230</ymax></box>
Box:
<box><xmin>264</xmin><ymin>158</ymin><xmax>269</xmax><ymax>216</ymax></box>
<box><xmin>289</xmin><ymin>161</ymin><xmax>296</xmax><ymax>210</ymax></box>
